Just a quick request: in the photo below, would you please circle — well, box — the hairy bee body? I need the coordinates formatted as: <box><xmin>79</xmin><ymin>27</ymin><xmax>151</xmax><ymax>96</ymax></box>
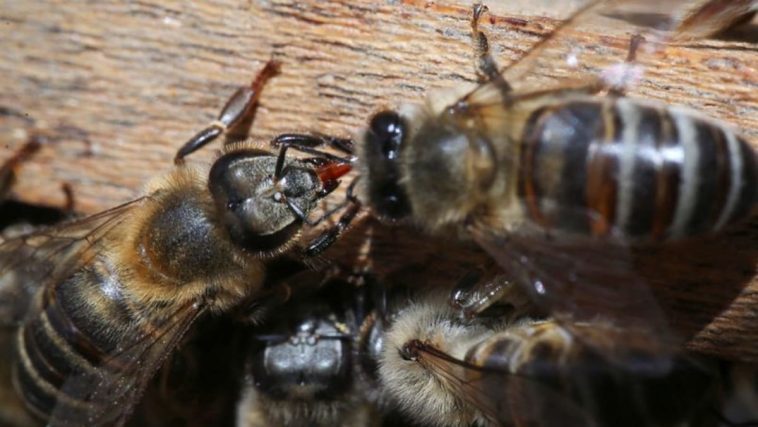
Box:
<box><xmin>383</xmin><ymin>291</ymin><xmax>717</xmax><ymax>427</ymax></box>
<box><xmin>1</xmin><ymin>61</ymin><xmax>353</xmax><ymax>425</ymax></box>
<box><xmin>366</xmin><ymin>93</ymin><xmax>756</xmax><ymax>243</ymax></box>
<box><xmin>12</xmin><ymin>168</ymin><xmax>264</xmax><ymax>420</ymax></box>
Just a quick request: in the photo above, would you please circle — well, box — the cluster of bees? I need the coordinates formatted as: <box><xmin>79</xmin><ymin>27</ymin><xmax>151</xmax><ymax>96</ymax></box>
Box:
<box><xmin>1</xmin><ymin>1</ymin><xmax>757</xmax><ymax>426</ymax></box>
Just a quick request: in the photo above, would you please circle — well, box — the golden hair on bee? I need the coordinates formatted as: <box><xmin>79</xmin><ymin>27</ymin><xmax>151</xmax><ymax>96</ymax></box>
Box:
<box><xmin>379</xmin><ymin>292</ymin><xmax>512</xmax><ymax>427</ymax></box>
<box><xmin>0</xmin><ymin>61</ymin><xmax>355</xmax><ymax>426</ymax></box>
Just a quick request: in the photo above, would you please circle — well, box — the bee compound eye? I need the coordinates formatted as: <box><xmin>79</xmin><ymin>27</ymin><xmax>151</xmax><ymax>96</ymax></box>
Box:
<box><xmin>369</xmin><ymin>111</ymin><xmax>405</xmax><ymax>158</ymax></box>
<box><xmin>399</xmin><ymin>341</ymin><xmax>418</xmax><ymax>362</ymax></box>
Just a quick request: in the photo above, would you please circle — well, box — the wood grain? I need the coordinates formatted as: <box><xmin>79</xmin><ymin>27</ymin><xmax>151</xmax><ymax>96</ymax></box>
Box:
<box><xmin>0</xmin><ymin>0</ymin><xmax>757</xmax><ymax>362</ymax></box>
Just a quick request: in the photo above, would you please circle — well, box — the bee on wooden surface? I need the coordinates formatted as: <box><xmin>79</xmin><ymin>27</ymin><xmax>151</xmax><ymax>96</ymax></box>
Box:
<box><xmin>0</xmin><ymin>61</ymin><xmax>356</xmax><ymax>427</ymax></box>
<box><xmin>379</xmin><ymin>285</ymin><xmax>726</xmax><ymax>427</ymax></box>
<box><xmin>296</xmin><ymin>0</ymin><xmax>758</xmax><ymax>362</ymax></box>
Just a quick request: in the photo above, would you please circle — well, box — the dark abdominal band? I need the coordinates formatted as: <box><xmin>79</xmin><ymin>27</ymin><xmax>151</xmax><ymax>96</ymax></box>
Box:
<box><xmin>517</xmin><ymin>99</ymin><xmax>755</xmax><ymax>241</ymax></box>
<box><xmin>14</xmin><ymin>261</ymin><xmax>150</xmax><ymax>420</ymax></box>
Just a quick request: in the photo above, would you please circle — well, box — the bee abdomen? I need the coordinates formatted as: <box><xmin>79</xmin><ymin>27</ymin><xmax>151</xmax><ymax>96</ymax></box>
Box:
<box><xmin>518</xmin><ymin>99</ymin><xmax>756</xmax><ymax>241</ymax></box>
<box><xmin>464</xmin><ymin>322</ymin><xmax>714</xmax><ymax>427</ymax></box>
<box><xmin>13</xmin><ymin>260</ymin><xmax>144</xmax><ymax>421</ymax></box>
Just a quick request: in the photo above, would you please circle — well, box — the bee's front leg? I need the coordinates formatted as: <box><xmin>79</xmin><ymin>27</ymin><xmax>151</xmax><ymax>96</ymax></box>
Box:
<box><xmin>470</xmin><ymin>4</ymin><xmax>512</xmax><ymax>94</ymax></box>
<box><xmin>174</xmin><ymin>60</ymin><xmax>281</xmax><ymax>164</ymax></box>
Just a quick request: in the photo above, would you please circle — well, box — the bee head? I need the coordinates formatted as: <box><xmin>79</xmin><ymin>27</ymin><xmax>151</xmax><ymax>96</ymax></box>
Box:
<box><xmin>361</xmin><ymin>110</ymin><xmax>412</xmax><ymax>221</ymax></box>
<box><xmin>209</xmin><ymin>149</ymin><xmax>321</xmax><ymax>255</ymax></box>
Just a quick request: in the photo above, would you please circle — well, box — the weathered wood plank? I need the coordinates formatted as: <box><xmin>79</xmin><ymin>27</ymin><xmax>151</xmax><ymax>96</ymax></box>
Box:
<box><xmin>0</xmin><ymin>0</ymin><xmax>757</xmax><ymax>362</ymax></box>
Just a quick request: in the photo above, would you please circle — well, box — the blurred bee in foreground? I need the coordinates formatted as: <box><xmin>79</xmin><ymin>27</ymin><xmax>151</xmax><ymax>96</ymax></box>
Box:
<box><xmin>292</xmin><ymin>0</ymin><xmax>758</xmax><ymax>362</ymax></box>
<box><xmin>0</xmin><ymin>60</ymin><xmax>356</xmax><ymax>426</ymax></box>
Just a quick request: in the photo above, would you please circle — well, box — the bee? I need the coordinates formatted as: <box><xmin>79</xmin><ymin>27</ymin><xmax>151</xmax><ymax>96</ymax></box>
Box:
<box><xmin>294</xmin><ymin>0</ymin><xmax>758</xmax><ymax>360</ymax></box>
<box><xmin>0</xmin><ymin>60</ymin><xmax>356</xmax><ymax>427</ymax></box>
<box><xmin>236</xmin><ymin>275</ymin><xmax>388</xmax><ymax>427</ymax></box>
<box><xmin>379</xmin><ymin>284</ymin><xmax>726</xmax><ymax>427</ymax></box>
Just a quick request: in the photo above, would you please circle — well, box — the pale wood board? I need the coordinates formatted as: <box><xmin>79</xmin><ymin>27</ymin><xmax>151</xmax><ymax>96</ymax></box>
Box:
<box><xmin>0</xmin><ymin>0</ymin><xmax>757</xmax><ymax>362</ymax></box>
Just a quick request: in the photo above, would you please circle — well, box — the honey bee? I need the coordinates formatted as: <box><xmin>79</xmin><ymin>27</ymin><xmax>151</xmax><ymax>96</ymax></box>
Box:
<box><xmin>299</xmin><ymin>0</ymin><xmax>758</xmax><ymax>361</ymax></box>
<box><xmin>0</xmin><ymin>61</ymin><xmax>356</xmax><ymax>426</ymax></box>
<box><xmin>236</xmin><ymin>275</ymin><xmax>388</xmax><ymax>427</ymax></box>
<box><xmin>379</xmin><ymin>285</ymin><xmax>726</xmax><ymax>427</ymax></box>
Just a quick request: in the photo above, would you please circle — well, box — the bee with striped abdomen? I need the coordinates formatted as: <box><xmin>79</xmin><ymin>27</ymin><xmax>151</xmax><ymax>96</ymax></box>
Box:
<box><xmin>0</xmin><ymin>61</ymin><xmax>354</xmax><ymax>426</ymax></box>
<box><xmin>0</xmin><ymin>140</ymin><xmax>68</xmax><ymax>427</ymax></box>
<box><xmin>298</xmin><ymin>0</ymin><xmax>758</xmax><ymax>362</ymax></box>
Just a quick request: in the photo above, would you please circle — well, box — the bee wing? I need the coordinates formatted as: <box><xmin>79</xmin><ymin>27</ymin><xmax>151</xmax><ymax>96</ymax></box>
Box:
<box><xmin>469</xmin><ymin>224</ymin><xmax>676</xmax><ymax>368</ymax></box>
<box><xmin>412</xmin><ymin>340</ymin><xmax>595</xmax><ymax>427</ymax></box>
<box><xmin>673</xmin><ymin>0</ymin><xmax>757</xmax><ymax>40</ymax></box>
<box><xmin>47</xmin><ymin>301</ymin><xmax>205</xmax><ymax>427</ymax></box>
<box><xmin>0</xmin><ymin>197</ymin><xmax>149</xmax><ymax>326</ymax></box>
<box><xmin>492</xmin><ymin>0</ymin><xmax>742</xmax><ymax>92</ymax></box>
<box><xmin>414</xmin><ymin>319</ymin><xmax>708</xmax><ymax>427</ymax></box>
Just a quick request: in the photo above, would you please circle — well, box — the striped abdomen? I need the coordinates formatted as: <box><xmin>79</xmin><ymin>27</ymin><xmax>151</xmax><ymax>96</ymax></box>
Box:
<box><xmin>464</xmin><ymin>321</ymin><xmax>714</xmax><ymax>427</ymax></box>
<box><xmin>13</xmin><ymin>256</ymin><xmax>162</xmax><ymax>422</ymax></box>
<box><xmin>517</xmin><ymin>98</ymin><xmax>756</xmax><ymax>241</ymax></box>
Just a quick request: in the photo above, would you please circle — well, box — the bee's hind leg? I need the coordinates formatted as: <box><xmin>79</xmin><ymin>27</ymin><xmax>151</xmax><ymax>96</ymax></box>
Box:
<box><xmin>471</xmin><ymin>4</ymin><xmax>512</xmax><ymax>93</ymax></box>
<box><xmin>450</xmin><ymin>267</ymin><xmax>534</xmax><ymax>321</ymax></box>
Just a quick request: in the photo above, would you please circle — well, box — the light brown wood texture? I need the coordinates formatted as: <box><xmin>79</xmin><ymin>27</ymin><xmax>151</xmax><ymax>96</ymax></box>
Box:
<box><xmin>0</xmin><ymin>1</ymin><xmax>757</xmax><ymax>362</ymax></box>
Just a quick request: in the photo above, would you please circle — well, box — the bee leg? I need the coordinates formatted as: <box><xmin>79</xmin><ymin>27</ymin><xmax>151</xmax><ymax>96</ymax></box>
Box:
<box><xmin>471</xmin><ymin>4</ymin><xmax>512</xmax><ymax>93</ymax></box>
<box><xmin>300</xmin><ymin>181</ymin><xmax>362</xmax><ymax>257</ymax></box>
<box><xmin>270</xmin><ymin>134</ymin><xmax>355</xmax><ymax>182</ymax></box>
<box><xmin>604</xmin><ymin>34</ymin><xmax>645</xmax><ymax>97</ymax></box>
<box><xmin>272</xmin><ymin>134</ymin><xmax>355</xmax><ymax>160</ymax></box>
<box><xmin>450</xmin><ymin>269</ymin><xmax>532</xmax><ymax>320</ymax></box>
<box><xmin>174</xmin><ymin>60</ymin><xmax>281</xmax><ymax>164</ymax></box>
<box><xmin>302</xmin><ymin>201</ymin><xmax>361</xmax><ymax>257</ymax></box>
<box><xmin>0</xmin><ymin>136</ymin><xmax>44</xmax><ymax>201</ymax></box>
<box><xmin>60</xmin><ymin>182</ymin><xmax>76</xmax><ymax>214</ymax></box>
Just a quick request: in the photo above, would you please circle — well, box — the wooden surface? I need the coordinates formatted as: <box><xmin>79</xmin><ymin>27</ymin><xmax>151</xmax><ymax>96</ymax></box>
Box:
<box><xmin>0</xmin><ymin>1</ymin><xmax>757</xmax><ymax>361</ymax></box>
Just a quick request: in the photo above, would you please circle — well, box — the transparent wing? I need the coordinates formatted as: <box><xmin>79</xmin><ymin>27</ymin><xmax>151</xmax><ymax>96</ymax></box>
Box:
<box><xmin>411</xmin><ymin>319</ymin><xmax>711</xmax><ymax>427</ymax></box>
<box><xmin>0</xmin><ymin>194</ymin><xmax>210</xmax><ymax>426</ymax></box>
<box><xmin>498</xmin><ymin>0</ymin><xmax>739</xmax><ymax>92</ymax></box>
<box><xmin>0</xmin><ymin>197</ymin><xmax>148</xmax><ymax>326</ymax></box>
<box><xmin>469</xmin><ymin>223</ymin><xmax>678</xmax><ymax>369</ymax></box>
<box><xmin>672</xmin><ymin>0</ymin><xmax>757</xmax><ymax>40</ymax></box>
<box><xmin>47</xmin><ymin>301</ymin><xmax>205</xmax><ymax>427</ymax></box>
<box><xmin>452</xmin><ymin>0</ymin><xmax>747</xmax><ymax>147</ymax></box>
